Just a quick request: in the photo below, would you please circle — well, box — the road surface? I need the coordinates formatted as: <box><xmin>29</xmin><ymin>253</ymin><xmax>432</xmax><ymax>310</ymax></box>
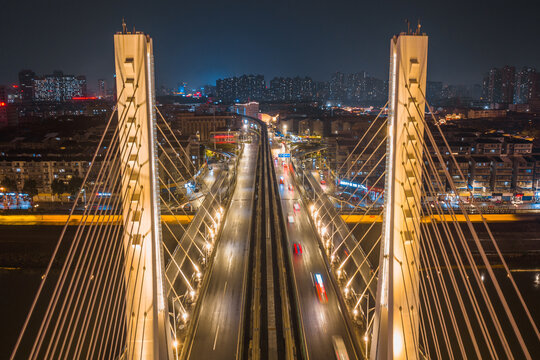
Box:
<box><xmin>272</xmin><ymin>141</ymin><xmax>359</xmax><ymax>360</ymax></box>
<box><xmin>186</xmin><ymin>139</ymin><xmax>258</xmax><ymax>359</ymax></box>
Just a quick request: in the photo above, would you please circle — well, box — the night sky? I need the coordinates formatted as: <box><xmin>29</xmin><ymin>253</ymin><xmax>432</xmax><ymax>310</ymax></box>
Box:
<box><xmin>1</xmin><ymin>0</ymin><xmax>539</xmax><ymax>90</ymax></box>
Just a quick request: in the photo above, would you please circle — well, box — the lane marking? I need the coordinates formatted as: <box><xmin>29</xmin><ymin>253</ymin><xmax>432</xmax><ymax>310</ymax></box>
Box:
<box><xmin>213</xmin><ymin>281</ymin><xmax>228</xmax><ymax>350</ymax></box>
<box><xmin>213</xmin><ymin>323</ymin><xmax>220</xmax><ymax>350</ymax></box>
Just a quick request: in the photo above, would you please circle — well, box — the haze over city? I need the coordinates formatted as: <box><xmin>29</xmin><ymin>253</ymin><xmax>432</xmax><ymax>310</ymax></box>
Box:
<box><xmin>2</xmin><ymin>0</ymin><xmax>540</xmax><ymax>89</ymax></box>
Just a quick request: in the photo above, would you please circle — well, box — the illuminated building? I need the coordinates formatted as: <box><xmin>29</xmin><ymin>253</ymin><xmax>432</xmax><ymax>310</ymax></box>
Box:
<box><xmin>482</xmin><ymin>65</ymin><xmax>515</xmax><ymax>105</ymax></box>
<box><xmin>18</xmin><ymin>69</ymin><xmax>36</xmax><ymax>102</ymax></box>
<box><xmin>216</xmin><ymin>74</ymin><xmax>265</xmax><ymax>102</ymax></box>
<box><xmin>268</xmin><ymin>76</ymin><xmax>314</xmax><ymax>101</ymax></box>
<box><xmin>33</xmin><ymin>71</ymin><xmax>87</xmax><ymax>102</ymax></box>
<box><xmin>0</xmin><ymin>87</ymin><xmax>7</xmax><ymax>128</ymax></box>
<box><xmin>514</xmin><ymin>67</ymin><xmax>537</xmax><ymax>104</ymax></box>
<box><xmin>97</xmin><ymin>79</ymin><xmax>106</xmax><ymax>97</ymax></box>
<box><xmin>177</xmin><ymin>114</ymin><xmax>231</xmax><ymax>141</ymax></box>
<box><xmin>233</xmin><ymin>101</ymin><xmax>259</xmax><ymax>119</ymax></box>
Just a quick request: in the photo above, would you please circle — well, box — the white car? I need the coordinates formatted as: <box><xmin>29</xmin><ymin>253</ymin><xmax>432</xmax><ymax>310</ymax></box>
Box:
<box><xmin>293</xmin><ymin>203</ymin><xmax>300</xmax><ymax>211</ymax></box>
<box><xmin>332</xmin><ymin>336</ymin><xmax>349</xmax><ymax>360</ymax></box>
<box><xmin>288</xmin><ymin>215</ymin><xmax>295</xmax><ymax>224</ymax></box>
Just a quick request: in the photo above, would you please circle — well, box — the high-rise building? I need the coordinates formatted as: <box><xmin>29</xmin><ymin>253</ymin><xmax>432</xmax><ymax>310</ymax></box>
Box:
<box><xmin>216</xmin><ymin>74</ymin><xmax>265</xmax><ymax>102</ymax></box>
<box><xmin>97</xmin><ymin>79</ymin><xmax>106</xmax><ymax>98</ymax></box>
<box><xmin>33</xmin><ymin>71</ymin><xmax>87</xmax><ymax>102</ymax></box>
<box><xmin>501</xmin><ymin>65</ymin><xmax>515</xmax><ymax>104</ymax></box>
<box><xmin>483</xmin><ymin>68</ymin><xmax>502</xmax><ymax>104</ymax></box>
<box><xmin>18</xmin><ymin>69</ymin><xmax>36</xmax><ymax>102</ymax></box>
<box><xmin>0</xmin><ymin>86</ymin><xmax>8</xmax><ymax>128</ymax></box>
<box><xmin>514</xmin><ymin>67</ymin><xmax>537</xmax><ymax>104</ymax></box>
<box><xmin>329</xmin><ymin>72</ymin><xmax>345</xmax><ymax>101</ymax></box>
<box><xmin>482</xmin><ymin>66</ymin><xmax>516</xmax><ymax>105</ymax></box>
<box><xmin>314</xmin><ymin>81</ymin><xmax>329</xmax><ymax>100</ymax></box>
<box><xmin>268</xmin><ymin>76</ymin><xmax>314</xmax><ymax>102</ymax></box>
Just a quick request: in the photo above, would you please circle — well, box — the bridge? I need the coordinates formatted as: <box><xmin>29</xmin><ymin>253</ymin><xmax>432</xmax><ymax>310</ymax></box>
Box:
<box><xmin>9</xmin><ymin>26</ymin><xmax>539</xmax><ymax>360</ymax></box>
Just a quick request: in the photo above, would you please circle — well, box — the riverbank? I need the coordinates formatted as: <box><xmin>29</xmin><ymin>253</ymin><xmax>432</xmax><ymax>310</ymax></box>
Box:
<box><xmin>0</xmin><ymin>214</ymin><xmax>193</xmax><ymax>225</ymax></box>
<box><xmin>0</xmin><ymin>213</ymin><xmax>537</xmax><ymax>225</ymax></box>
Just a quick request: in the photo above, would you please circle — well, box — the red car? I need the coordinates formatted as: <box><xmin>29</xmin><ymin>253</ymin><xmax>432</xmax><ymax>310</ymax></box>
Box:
<box><xmin>314</xmin><ymin>273</ymin><xmax>328</xmax><ymax>303</ymax></box>
<box><xmin>293</xmin><ymin>243</ymin><xmax>303</xmax><ymax>255</ymax></box>
<box><xmin>288</xmin><ymin>184</ymin><xmax>293</xmax><ymax>191</ymax></box>
<box><xmin>279</xmin><ymin>176</ymin><xmax>284</xmax><ymax>184</ymax></box>
<box><xmin>320</xmin><ymin>179</ymin><xmax>326</xmax><ymax>185</ymax></box>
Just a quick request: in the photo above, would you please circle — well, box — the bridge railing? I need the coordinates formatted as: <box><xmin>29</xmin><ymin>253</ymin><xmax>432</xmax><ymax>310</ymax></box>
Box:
<box><xmin>163</xmin><ymin>145</ymin><xmax>241</xmax><ymax>344</ymax></box>
<box><xmin>291</xmin><ymin>159</ymin><xmax>377</xmax><ymax>322</ymax></box>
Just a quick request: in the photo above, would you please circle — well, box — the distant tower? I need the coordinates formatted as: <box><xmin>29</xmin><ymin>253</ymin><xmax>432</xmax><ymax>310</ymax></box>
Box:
<box><xmin>371</xmin><ymin>30</ymin><xmax>428</xmax><ymax>360</ymax></box>
<box><xmin>114</xmin><ymin>29</ymin><xmax>172</xmax><ymax>359</ymax></box>
<box><xmin>18</xmin><ymin>69</ymin><xmax>36</xmax><ymax>102</ymax></box>
<box><xmin>97</xmin><ymin>79</ymin><xmax>106</xmax><ymax>98</ymax></box>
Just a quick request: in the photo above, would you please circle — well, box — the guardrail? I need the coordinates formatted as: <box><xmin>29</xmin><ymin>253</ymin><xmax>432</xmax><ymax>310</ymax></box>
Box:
<box><xmin>166</xmin><ymin>153</ymin><xmax>241</xmax><ymax>359</ymax></box>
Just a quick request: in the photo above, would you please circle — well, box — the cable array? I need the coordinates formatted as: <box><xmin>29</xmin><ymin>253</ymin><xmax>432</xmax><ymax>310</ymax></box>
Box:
<box><xmin>10</xmin><ymin>84</ymin><xmax>141</xmax><ymax>359</ymax></box>
<box><xmin>10</xmin><ymin>98</ymin><xmax>240</xmax><ymax>359</ymax></box>
<box><xmin>294</xmin><ymin>88</ymin><xmax>538</xmax><ymax>357</ymax></box>
<box><xmin>154</xmin><ymin>107</ymin><xmax>240</xmax><ymax>349</ymax></box>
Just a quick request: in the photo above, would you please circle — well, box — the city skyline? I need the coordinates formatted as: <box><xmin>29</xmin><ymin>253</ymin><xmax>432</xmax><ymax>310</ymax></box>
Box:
<box><xmin>1</xmin><ymin>24</ymin><xmax>539</xmax><ymax>360</ymax></box>
<box><xmin>2</xmin><ymin>0</ymin><xmax>540</xmax><ymax>89</ymax></box>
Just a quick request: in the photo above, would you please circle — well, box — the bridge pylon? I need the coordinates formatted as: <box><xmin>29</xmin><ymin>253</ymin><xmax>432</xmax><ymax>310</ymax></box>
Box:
<box><xmin>371</xmin><ymin>30</ymin><xmax>428</xmax><ymax>359</ymax></box>
<box><xmin>114</xmin><ymin>30</ymin><xmax>173</xmax><ymax>359</ymax></box>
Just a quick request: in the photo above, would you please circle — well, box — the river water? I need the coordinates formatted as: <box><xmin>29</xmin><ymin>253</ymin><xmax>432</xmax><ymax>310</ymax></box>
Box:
<box><xmin>0</xmin><ymin>223</ymin><xmax>539</xmax><ymax>357</ymax></box>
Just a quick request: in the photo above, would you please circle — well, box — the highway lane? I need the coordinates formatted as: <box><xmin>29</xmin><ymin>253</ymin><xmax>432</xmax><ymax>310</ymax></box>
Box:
<box><xmin>272</xmin><ymin>143</ymin><xmax>359</xmax><ymax>360</ymax></box>
<box><xmin>186</xmin><ymin>139</ymin><xmax>258</xmax><ymax>360</ymax></box>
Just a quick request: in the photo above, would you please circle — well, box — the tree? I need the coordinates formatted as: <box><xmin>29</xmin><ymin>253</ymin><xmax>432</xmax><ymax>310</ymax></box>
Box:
<box><xmin>22</xmin><ymin>179</ymin><xmax>38</xmax><ymax>197</ymax></box>
<box><xmin>51</xmin><ymin>179</ymin><xmax>67</xmax><ymax>200</ymax></box>
<box><xmin>67</xmin><ymin>176</ymin><xmax>84</xmax><ymax>197</ymax></box>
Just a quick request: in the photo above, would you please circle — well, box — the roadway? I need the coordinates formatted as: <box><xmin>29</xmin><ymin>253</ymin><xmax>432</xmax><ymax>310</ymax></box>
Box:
<box><xmin>271</xmin><ymin>140</ymin><xmax>359</xmax><ymax>360</ymax></box>
<box><xmin>185</xmin><ymin>138</ymin><xmax>258</xmax><ymax>360</ymax></box>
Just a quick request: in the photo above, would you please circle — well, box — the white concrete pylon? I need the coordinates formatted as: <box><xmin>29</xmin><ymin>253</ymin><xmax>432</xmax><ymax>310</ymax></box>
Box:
<box><xmin>114</xmin><ymin>30</ymin><xmax>172</xmax><ymax>360</ymax></box>
<box><xmin>371</xmin><ymin>31</ymin><xmax>428</xmax><ymax>360</ymax></box>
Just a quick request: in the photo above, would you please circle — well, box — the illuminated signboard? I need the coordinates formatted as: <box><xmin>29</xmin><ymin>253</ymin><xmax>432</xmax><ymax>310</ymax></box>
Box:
<box><xmin>339</xmin><ymin>180</ymin><xmax>367</xmax><ymax>190</ymax></box>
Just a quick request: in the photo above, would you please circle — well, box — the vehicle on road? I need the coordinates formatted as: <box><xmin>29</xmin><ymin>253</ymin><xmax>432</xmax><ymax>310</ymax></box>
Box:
<box><xmin>279</xmin><ymin>176</ymin><xmax>285</xmax><ymax>184</ymax></box>
<box><xmin>293</xmin><ymin>243</ymin><xmax>303</xmax><ymax>255</ymax></box>
<box><xmin>314</xmin><ymin>273</ymin><xmax>328</xmax><ymax>303</ymax></box>
<box><xmin>288</xmin><ymin>214</ymin><xmax>295</xmax><ymax>224</ymax></box>
<box><xmin>288</xmin><ymin>184</ymin><xmax>293</xmax><ymax>191</ymax></box>
<box><xmin>332</xmin><ymin>336</ymin><xmax>349</xmax><ymax>360</ymax></box>
<box><xmin>320</xmin><ymin>179</ymin><xmax>326</xmax><ymax>185</ymax></box>
<box><xmin>293</xmin><ymin>203</ymin><xmax>300</xmax><ymax>211</ymax></box>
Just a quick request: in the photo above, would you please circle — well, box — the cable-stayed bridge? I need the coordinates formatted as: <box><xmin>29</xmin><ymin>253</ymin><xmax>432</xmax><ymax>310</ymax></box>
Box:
<box><xmin>9</xmin><ymin>26</ymin><xmax>539</xmax><ymax>360</ymax></box>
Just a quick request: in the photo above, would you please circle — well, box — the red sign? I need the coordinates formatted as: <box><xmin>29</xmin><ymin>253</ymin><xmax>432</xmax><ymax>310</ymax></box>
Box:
<box><xmin>72</xmin><ymin>96</ymin><xmax>97</xmax><ymax>100</ymax></box>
